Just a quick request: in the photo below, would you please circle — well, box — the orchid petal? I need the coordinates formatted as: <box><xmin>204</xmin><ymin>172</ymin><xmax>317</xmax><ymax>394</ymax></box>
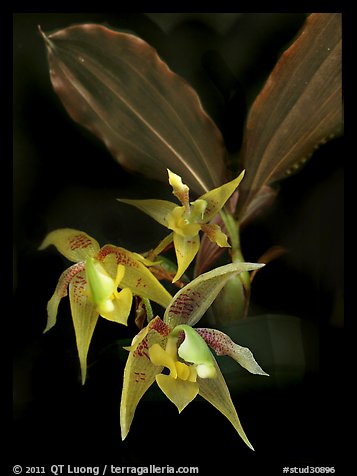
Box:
<box><xmin>151</xmin><ymin>232</ymin><xmax>174</xmax><ymax>258</ymax></box>
<box><xmin>155</xmin><ymin>374</ymin><xmax>199</xmax><ymax>413</ymax></box>
<box><xmin>198</xmin><ymin>357</ymin><xmax>254</xmax><ymax>450</ymax></box>
<box><xmin>148</xmin><ymin>343</ymin><xmax>177</xmax><ymax>378</ymax></box>
<box><xmin>131</xmin><ymin>253</ymin><xmax>159</xmax><ymax>267</ymax></box>
<box><xmin>85</xmin><ymin>257</ymin><xmax>116</xmax><ymax>307</ymax></box>
<box><xmin>118</xmin><ymin>198</ymin><xmax>176</xmax><ymax>227</ymax></box>
<box><xmin>196</xmin><ymin>328</ymin><xmax>269</xmax><ymax>376</ymax></box>
<box><xmin>173</xmin><ymin>325</ymin><xmax>216</xmax><ymax>379</ymax></box>
<box><xmin>200</xmin><ymin>223</ymin><xmax>230</xmax><ymax>248</ymax></box>
<box><xmin>172</xmin><ymin>233</ymin><xmax>200</xmax><ymax>283</ymax></box>
<box><xmin>200</xmin><ymin>171</ymin><xmax>245</xmax><ymax>222</ymax></box>
<box><xmin>68</xmin><ymin>271</ymin><xmax>99</xmax><ymax>384</ymax></box>
<box><xmin>194</xmin><ymin>193</ymin><xmax>238</xmax><ymax>277</ymax></box>
<box><xmin>44</xmin><ymin>262</ymin><xmax>85</xmax><ymax>333</ymax></box>
<box><xmin>120</xmin><ymin>317</ymin><xmax>170</xmax><ymax>440</ymax></box>
<box><xmin>123</xmin><ymin>325</ymin><xmax>149</xmax><ymax>352</ymax></box>
<box><xmin>120</xmin><ymin>340</ymin><xmax>161</xmax><ymax>440</ymax></box>
<box><xmin>39</xmin><ymin>228</ymin><xmax>100</xmax><ymax>262</ymax></box>
<box><xmin>189</xmin><ymin>199</ymin><xmax>207</xmax><ymax>221</ymax></box>
<box><xmin>165</xmin><ymin>262</ymin><xmax>265</xmax><ymax>328</ymax></box>
<box><xmin>98</xmin><ymin>246</ymin><xmax>172</xmax><ymax>308</ymax></box>
<box><xmin>99</xmin><ymin>288</ymin><xmax>133</xmax><ymax>325</ymax></box>
<box><xmin>167</xmin><ymin>169</ymin><xmax>190</xmax><ymax>210</ymax></box>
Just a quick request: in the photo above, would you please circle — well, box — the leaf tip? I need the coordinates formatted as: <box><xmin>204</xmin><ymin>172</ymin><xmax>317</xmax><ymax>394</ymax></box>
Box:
<box><xmin>37</xmin><ymin>24</ymin><xmax>46</xmax><ymax>39</ymax></box>
<box><xmin>37</xmin><ymin>25</ymin><xmax>53</xmax><ymax>49</ymax></box>
<box><xmin>38</xmin><ymin>241</ymin><xmax>47</xmax><ymax>251</ymax></box>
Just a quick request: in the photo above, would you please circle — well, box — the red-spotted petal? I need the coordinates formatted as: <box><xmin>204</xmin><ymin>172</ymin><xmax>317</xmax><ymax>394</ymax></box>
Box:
<box><xmin>120</xmin><ymin>317</ymin><xmax>171</xmax><ymax>439</ymax></box>
<box><xmin>200</xmin><ymin>223</ymin><xmax>230</xmax><ymax>248</ymax></box>
<box><xmin>196</xmin><ymin>328</ymin><xmax>269</xmax><ymax>376</ymax></box>
<box><xmin>68</xmin><ymin>270</ymin><xmax>99</xmax><ymax>384</ymax></box>
<box><xmin>44</xmin><ymin>262</ymin><xmax>85</xmax><ymax>333</ymax></box>
<box><xmin>172</xmin><ymin>233</ymin><xmax>200</xmax><ymax>283</ymax></box>
<box><xmin>97</xmin><ymin>245</ymin><xmax>172</xmax><ymax>308</ymax></box>
<box><xmin>39</xmin><ymin>228</ymin><xmax>100</xmax><ymax>262</ymax></box>
<box><xmin>164</xmin><ymin>262</ymin><xmax>264</xmax><ymax>328</ymax></box>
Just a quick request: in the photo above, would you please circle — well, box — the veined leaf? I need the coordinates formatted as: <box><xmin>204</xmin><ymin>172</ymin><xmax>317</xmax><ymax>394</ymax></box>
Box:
<box><xmin>237</xmin><ymin>13</ymin><xmax>343</xmax><ymax>221</ymax></box>
<box><xmin>40</xmin><ymin>24</ymin><xmax>227</xmax><ymax>194</ymax></box>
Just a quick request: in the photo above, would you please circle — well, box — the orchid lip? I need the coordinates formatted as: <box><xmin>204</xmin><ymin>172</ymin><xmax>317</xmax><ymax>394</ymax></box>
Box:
<box><xmin>171</xmin><ymin>324</ymin><xmax>217</xmax><ymax>379</ymax></box>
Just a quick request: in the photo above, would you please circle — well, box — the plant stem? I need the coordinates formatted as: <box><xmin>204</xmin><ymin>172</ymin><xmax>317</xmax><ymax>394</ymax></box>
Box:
<box><xmin>220</xmin><ymin>210</ymin><xmax>251</xmax><ymax>295</ymax></box>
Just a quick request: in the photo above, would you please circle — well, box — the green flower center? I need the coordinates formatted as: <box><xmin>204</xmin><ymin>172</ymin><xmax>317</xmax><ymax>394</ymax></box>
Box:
<box><xmin>165</xmin><ymin>199</ymin><xmax>207</xmax><ymax>238</ymax></box>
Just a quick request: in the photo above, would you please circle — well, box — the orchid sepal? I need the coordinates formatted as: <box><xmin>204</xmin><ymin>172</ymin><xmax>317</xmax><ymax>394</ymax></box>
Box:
<box><xmin>39</xmin><ymin>228</ymin><xmax>100</xmax><ymax>262</ymax></box>
<box><xmin>164</xmin><ymin>261</ymin><xmax>265</xmax><ymax>328</ymax></box>
<box><xmin>117</xmin><ymin>198</ymin><xmax>176</xmax><ymax>227</ymax></box>
<box><xmin>200</xmin><ymin>170</ymin><xmax>245</xmax><ymax>222</ymax></box>
<box><xmin>198</xmin><ymin>356</ymin><xmax>255</xmax><ymax>450</ymax></box>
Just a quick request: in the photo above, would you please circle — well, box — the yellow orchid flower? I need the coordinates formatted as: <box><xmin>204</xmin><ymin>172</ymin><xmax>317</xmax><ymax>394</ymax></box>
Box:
<box><xmin>39</xmin><ymin>228</ymin><xmax>172</xmax><ymax>384</ymax></box>
<box><xmin>119</xmin><ymin>169</ymin><xmax>245</xmax><ymax>282</ymax></box>
<box><xmin>120</xmin><ymin>261</ymin><xmax>268</xmax><ymax>449</ymax></box>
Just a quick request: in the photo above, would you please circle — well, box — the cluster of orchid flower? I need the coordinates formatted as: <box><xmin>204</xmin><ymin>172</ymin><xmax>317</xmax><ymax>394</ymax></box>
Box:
<box><xmin>40</xmin><ymin>168</ymin><xmax>268</xmax><ymax>449</ymax></box>
<box><xmin>36</xmin><ymin>12</ymin><xmax>341</xmax><ymax>452</ymax></box>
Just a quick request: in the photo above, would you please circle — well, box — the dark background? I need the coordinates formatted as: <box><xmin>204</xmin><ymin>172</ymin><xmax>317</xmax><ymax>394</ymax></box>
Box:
<box><xmin>13</xmin><ymin>13</ymin><xmax>344</xmax><ymax>474</ymax></box>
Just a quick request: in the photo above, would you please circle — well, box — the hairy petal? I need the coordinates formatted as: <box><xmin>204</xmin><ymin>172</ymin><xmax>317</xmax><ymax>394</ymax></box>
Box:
<box><xmin>39</xmin><ymin>228</ymin><xmax>100</xmax><ymax>262</ymax></box>
<box><xmin>44</xmin><ymin>262</ymin><xmax>85</xmax><ymax>333</ymax></box>
<box><xmin>198</xmin><ymin>357</ymin><xmax>254</xmax><ymax>450</ymax></box>
<box><xmin>165</xmin><ymin>262</ymin><xmax>265</xmax><ymax>328</ymax></box>
<box><xmin>68</xmin><ymin>271</ymin><xmax>99</xmax><ymax>385</ymax></box>
<box><xmin>196</xmin><ymin>328</ymin><xmax>269</xmax><ymax>376</ymax></box>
